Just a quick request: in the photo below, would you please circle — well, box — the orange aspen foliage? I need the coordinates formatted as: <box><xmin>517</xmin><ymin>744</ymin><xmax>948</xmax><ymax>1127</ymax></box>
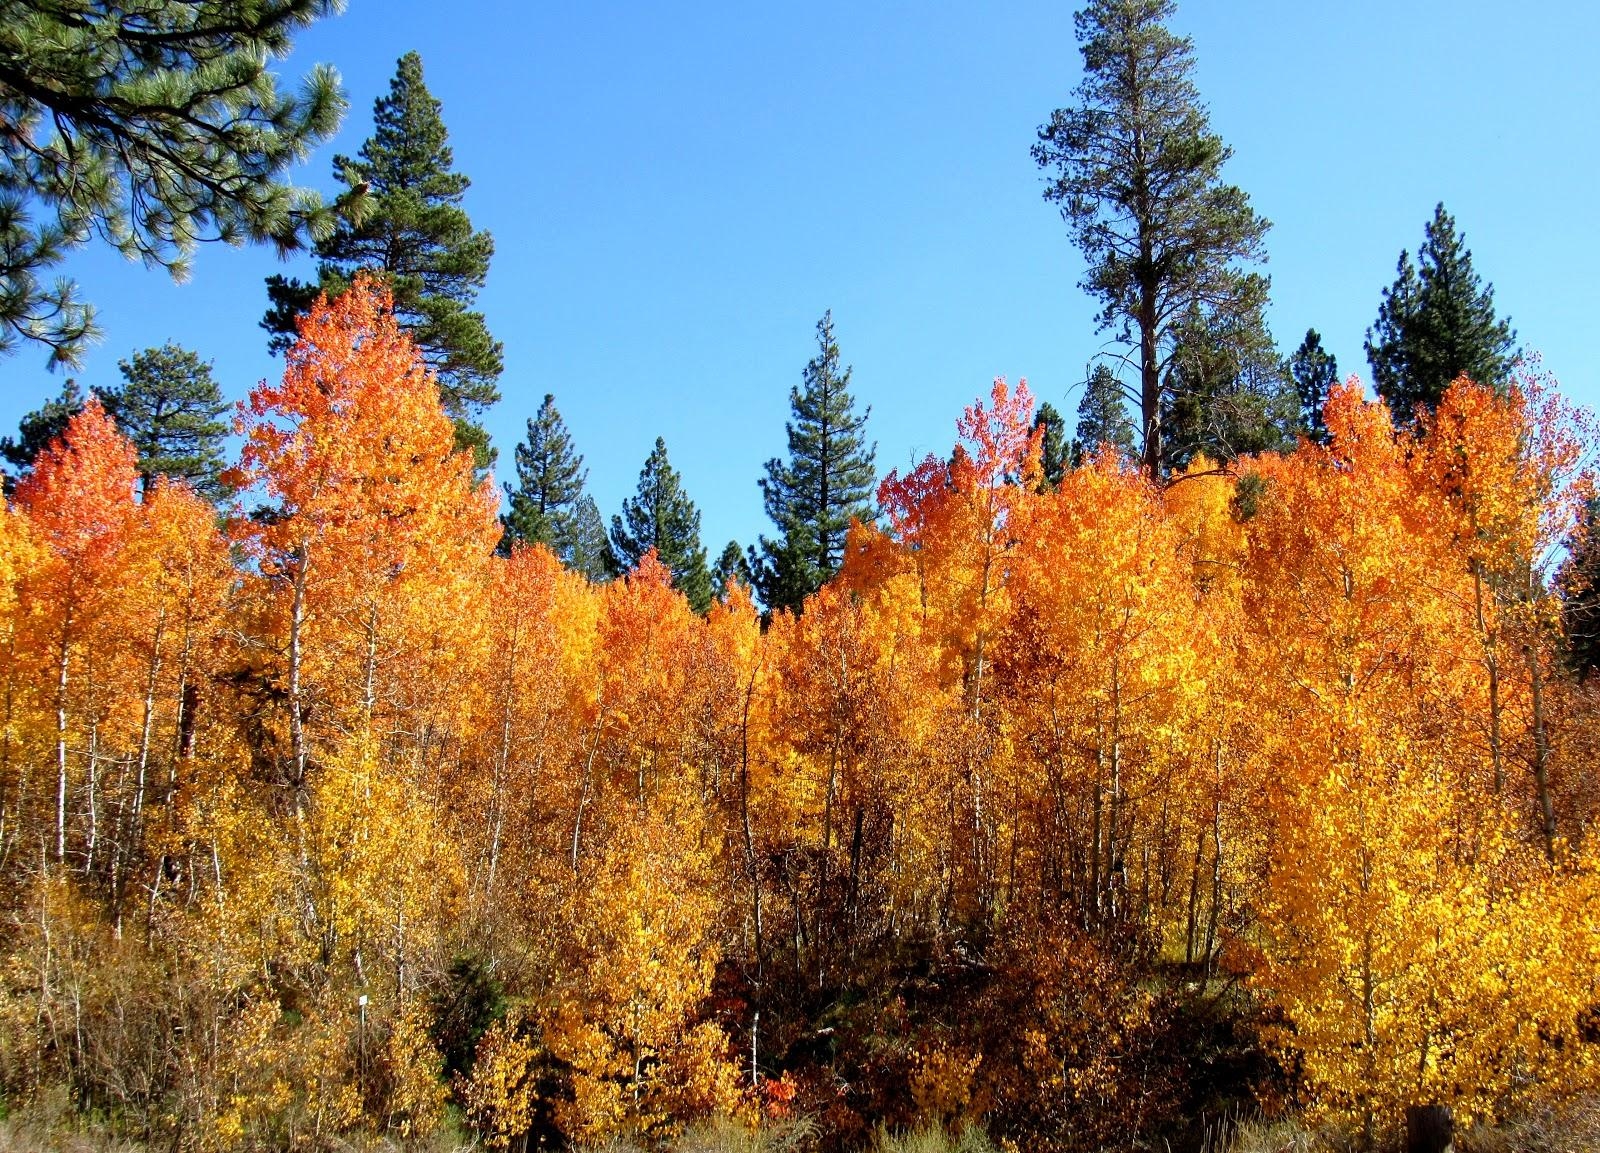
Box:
<box><xmin>228</xmin><ymin>274</ymin><xmax>498</xmax><ymax>779</ymax></box>
<box><xmin>874</xmin><ymin>377</ymin><xmax>1041</xmax><ymax>920</ymax></box>
<box><xmin>1244</xmin><ymin>381</ymin><xmax>1600</xmax><ymax>1137</ymax></box>
<box><xmin>11</xmin><ymin>398</ymin><xmax>140</xmax><ymax>866</ymax></box>
<box><xmin>462</xmin><ymin>542</ymin><xmax>598</xmax><ymax>927</ymax></box>
<box><xmin>581</xmin><ymin>551</ymin><xmax>699</xmax><ymax>854</ymax></box>
<box><xmin>1420</xmin><ymin>373</ymin><xmax>1595</xmax><ymax>850</ymax></box>
<box><xmin>0</xmin><ymin>504</ymin><xmax>38</xmax><ymax>869</ymax></box>
<box><xmin>763</xmin><ymin>577</ymin><xmax>947</xmax><ymax>977</ymax></box>
<box><xmin>878</xmin><ymin>376</ymin><xmax>1041</xmax><ymax>710</ymax></box>
<box><xmin>6</xmin><ymin>336</ymin><xmax>1600</xmax><ymax>1151</ymax></box>
<box><xmin>997</xmin><ymin>450</ymin><xmax>1199</xmax><ymax>933</ymax></box>
<box><xmin>225</xmin><ymin>275</ymin><xmax>493</xmax><ymax>1002</ymax></box>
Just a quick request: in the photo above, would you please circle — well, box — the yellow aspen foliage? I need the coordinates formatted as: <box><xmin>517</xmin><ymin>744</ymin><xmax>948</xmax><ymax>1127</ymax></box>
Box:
<box><xmin>1244</xmin><ymin>382</ymin><xmax>1600</xmax><ymax>1135</ymax></box>
<box><xmin>208</xmin><ymin>996</ymin><xmax>362</xmax><ymax>1150</ymax></box>
<box><xmin>374</xmin><ymin>1005</ymin><xmax>449</xmax><ymax>1139</ymax></box>
<box><xmin>545</xmin><ymin>813</ymin><xmax>733</xmax><ymax>1143</ymax></box>
<box><xmin>877</xmin><ymin>377</ymin><xmax>1041</xmax><ymax>707</ymax></box>
<box><xmin>458</xmin><ymin>1010</ymin><xmax>541</xmax><ymax>1150</ymax></box>
<box><xmin>909</xmin><ymin>1047</ymin><xmax>983</xmax><ymax>1128</ymax></box>
<box><xmin>1163</xmin><ymin>453</ymin><xmax>1248</xmax><ymax>596</ymax></box>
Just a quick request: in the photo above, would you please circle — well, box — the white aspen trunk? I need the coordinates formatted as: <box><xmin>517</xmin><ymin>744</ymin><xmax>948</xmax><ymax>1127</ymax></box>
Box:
<box><xmin>54</xmin><ymin>609</ymin><xmax>72</xmax><ymax>864</ymax></box>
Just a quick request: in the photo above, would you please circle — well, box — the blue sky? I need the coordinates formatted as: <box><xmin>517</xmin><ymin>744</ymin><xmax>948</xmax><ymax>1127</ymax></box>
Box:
<box><xmin>4</xmin><ymin>1</ymin><xmax>1598</xmax><ymax>556</ymax></box>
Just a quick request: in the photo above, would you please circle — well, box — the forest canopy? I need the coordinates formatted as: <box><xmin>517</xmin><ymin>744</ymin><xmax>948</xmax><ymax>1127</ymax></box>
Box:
<box><xmin>0</xmin><ymin>279</ymin><xmax>1597</xmax><ymax>1152</ymax></box>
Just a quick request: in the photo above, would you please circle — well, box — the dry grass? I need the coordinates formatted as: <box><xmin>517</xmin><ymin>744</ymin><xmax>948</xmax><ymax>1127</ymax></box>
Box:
<box><xmin>1459</xmin><ymin>1096</ymin><xmax>1600</xmax><ymax>1153</ymax></box>
<box><xmin>0</xmin><ymin>1088</ymin><xmax>142</xmax><ymax>1153</ymax></box>
<box><xmin>1221</xmin><ymin>1117</ymin><xmax>1319</xmax><ymax>1153</ymax></box>
<box><xmin>7</xmin><ymin>1097</ymin><xmax>1600</xmax><ymax>1153</ymax></box>
<box><xmin>867</xmin><ymin>1123</ymin><xmax>997</xmax><ymax>1153</ymax></box>
<box><xmin>587</xmin><ymin>1114</ymin><xmax>819</xmax><ymax>1153</ymax></box>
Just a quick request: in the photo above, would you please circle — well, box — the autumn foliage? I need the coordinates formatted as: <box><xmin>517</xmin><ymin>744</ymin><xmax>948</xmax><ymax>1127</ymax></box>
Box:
<box><xmin>1</xmin><ymin>289</ymin><xmax>1598</xmax><ymax>1151</ymax></box>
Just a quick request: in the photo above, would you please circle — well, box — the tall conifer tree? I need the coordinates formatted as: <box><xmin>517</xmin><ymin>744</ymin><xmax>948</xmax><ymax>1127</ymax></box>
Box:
<box><xmin>101</xmin><ymin>343</ymin><xmax>231</xmax><ymax>501</ymax></box>
<box><xmin>1366</xmin><ymin>204</ymin><xmax>1517</xmax><ymax>426</ymax></box>
<box><xmin>750</xmin><ymin>312</ymin><xmax>876</xmax><ymax>614</ymax></box>
<box><xmin>567</xmin><ymin>496</ymin><xmax>618</xmax><ymax>584</ymax></box>
<box><xmin>263</xmin><ymin>52</ymin><xmax>501</xmax><ymax>464</ymax></box>
<box><xmin>712</xmin><ymin>541</ymin><xmax>751</xmax><ymax>598</ymax></box>
<box><xmin>1034</xmin><ymin>0</ymin><xmax>1270</xmax><ymax>477</ymax></box>
<box><xmin>1162</xmin><ymin>305</ymin><xmax>1296</xmax><ymax>469</ymax></box>
<box><xmin>1072</xmin><ymin>365</ymin><xmax>1137</xmax><ymax>464</ymax></box>
<box><xmin>611</xmin><ymin>438</ymin><xmax>713</xmax><ymax>613</ymax></box>
<box><xmin>1289</xmin><ymin>329</ymin><xmax>1339</xmax><ymax>444</ymax></box>
<box><xmin>501</xmin><ymin>394</ymin><xmax>590</xmax><ymax>561</ymax></box>
<box><xmin>1033</xmin><ymin>402</ymin><xmax>1070</xmax><ymax>486</ymax></box>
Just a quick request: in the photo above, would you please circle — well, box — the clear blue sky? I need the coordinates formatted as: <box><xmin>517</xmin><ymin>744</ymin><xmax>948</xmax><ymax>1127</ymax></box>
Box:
<box><xmin>4</xmin><ymin>1</ymin><xmax>1598</xmax><ymax>556</ymax></box>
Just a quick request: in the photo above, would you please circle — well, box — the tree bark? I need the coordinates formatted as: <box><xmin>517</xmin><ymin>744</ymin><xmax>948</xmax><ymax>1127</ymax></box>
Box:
<box><xmin>1405</xmin><ymin>1104</ymin><xmax>1453</xmax><ymax>1153</ymax></box>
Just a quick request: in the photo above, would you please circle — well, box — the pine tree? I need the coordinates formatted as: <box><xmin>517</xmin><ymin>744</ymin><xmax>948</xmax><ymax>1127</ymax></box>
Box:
<box><xmin>100</xmin><ymin>343</ymin><xmax>231</xmax><ymax>501</ymax></box>
<box><xmin>1</xmin><ymin>378</ymin><xmax>86</xmax><ymax>481</ymax></box>
<box><xmin>712</xmin><ymin>541</ymin><xmax>750</xmax><ymax>598</ymax></box>
<box><xmin>1289</xmin><ymin>329</ymin><xmax>1339</xmax><ymax>444</ymax></box>
<box><xmin>1365</xmin><ymin>204</ymin><xmax>1517</xmax><ymax>425</ymax></box>
<box><xmin>501</xmin><ymin>394</ymin><xmax>589</xmax><ymax>560</ymax></box>
<box><xmin>0</xmin><ymin>0</ymin><xmax>348</xmax><ymax>368</ymax></box>
<box><xmin>1034</xmin><ymin>0</ymin><xmax>1270</xmax><ymax>477</ymax></box>
<box><xmin>750</xmin><ymin>312</ymin><xmax>876</xmax><ymax>613</ymax></box>
<box><xmin>568</xmin><ymin>496</ymin><xmax>618</xmax><ymax>584</ymax></box>
<box><xmin>1033</xmin><ymin>402</ymin><xmax>1070</xmax><ymax>487</ymax></box>
<box><xmin>1163</xmin><ymin>306</ymin><xmax>1296</xmax><ymax>469</ymax></box>
<box><xmin>1072</xmin><ymin>365</ymin><xmax>1137</xmax><ymax>464</ymax></box>
<box><xmin>263</xmin><ymin>52</ymin><xmax>501</xmax><ymax>465</ymax></box>
<box><xmin>611</xmin><ymin>438</ymin><xmax>713</xmax><ymax>613</ymax></box>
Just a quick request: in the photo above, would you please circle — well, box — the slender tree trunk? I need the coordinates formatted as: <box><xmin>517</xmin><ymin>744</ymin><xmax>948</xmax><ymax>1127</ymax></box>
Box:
<box><xmin>171</xmin><ymin>606</ymin><xmax>199</xmax><ymax>797</ymax></box>
<box><xmin>570</xmin><ymin>707</ymin><xmax>606</xmax><ymax>872</ymax></box>
<box><xmin>284</xmin><ymin>549</ymin><xmax>318</xmax><ymax>938</ymax></box>
<box><xmin>85</xmin><ymin>719</ymin><xmax>99</xmax><ymax>876</ymax></box>
<box><xmin>1184</xmin><ymin>827</ymin><xmax>1204</xmax><ymax>965</ymax></box>
<box><xmin>1360</xmin><ymin>925</ymin><xmax>1377</xmax><ymax>1151</ymax></box>
<box><xmin>1105</xmin><ymin>666</ymin><xmax>1124</xmax><ymax>925</ymax></box>
<box><xmin>287</xmin><ymin>552</ymin><xmax>311</xmax><ymax>791</ymax></box>
<box><xmin>0</xmin><ymin>632</ymin><xmax>18</xmax><ymax>868</ymax></box>
<box><xmin>738</xmin><ymin>666</ymin><xmax>764</xmax><ymax>984</ymax></box>
<box><xmin>361</xmin><ymin>601</ymin><xmax>379</xmax><ymax>742</ymax></box>
<box><xmin>1203</xmin><ymin>790</ymin><xmax>1224</xmax><ymax>977</ymax></box>
<box><xmin>487</xmin><ymin>704</ymin><xmax>512</xmax><ymax>896</ymax></box>
<box><xmin>134</xmin><ymin>608</ymin><xmax>165</xmax><ymax>830</ymax></box>
<box><xmin>1138</xmin><ymin>285</ymin><xmax>1161</xmax><ymax>477</ymax></box>
<box><xmin>1090</xmin><ymin>769</ymin><xmax>1104</xmax><ymax>927</ymax></box>
<box><xmin>119</xmin><ymin>609</ymin><xmax>166</xmax><ymax>932</ymax></box>
<box><xmin>1527</xmin><ymin>637</ymin><xmax>1557</xmax><ymax>862</ymax></box>
<box><xmin>818</xmin><ymin>735</ymin><xmax>839</xmax><ymax>984</ymax></box>
<box><xmin>846</xmin><ymin>806</ymin><xmax>864</xmax><ymax>940</ymax></box>
<box><xmin>1469</xmin><ymin>565</ymin><xmax>1506</xmax><ymax>794</ymax></box>
<box><xmin>486</xmin><ymin>616</ymin><xmax>520</xmax><ymax>898</ymax></box>
<box><xmin>54</xmin><ymin>607</ymin><xmax>74</xmax><ymax>864</ymax></box>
